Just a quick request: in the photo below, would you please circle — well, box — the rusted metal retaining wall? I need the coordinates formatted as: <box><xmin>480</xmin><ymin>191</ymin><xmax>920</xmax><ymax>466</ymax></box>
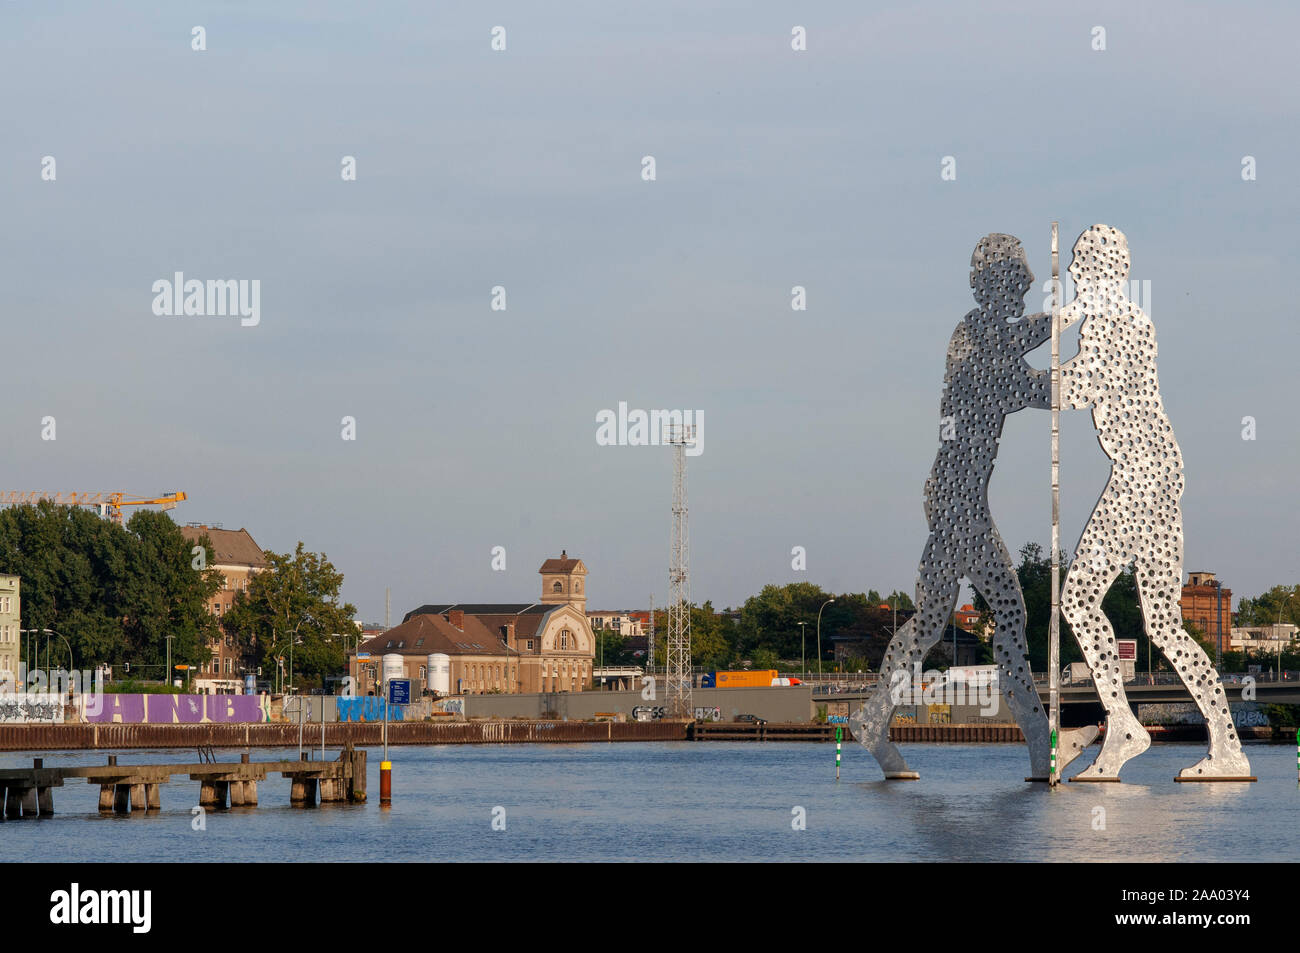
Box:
<box><xmin>0</xmin><ymin>720</ymin><xmax>688</xmax><ymax>751</ymax></box>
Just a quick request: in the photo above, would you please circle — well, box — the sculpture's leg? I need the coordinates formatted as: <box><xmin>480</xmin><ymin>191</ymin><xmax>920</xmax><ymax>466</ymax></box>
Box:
<box><xmin>850</xmin><ymin>543</ymin><xmax>956</xmax><ymax>779</ymax></box>
<box><xmin>967</xmin><ymin>545</ymin><xmax>1049</xmax><ymax>779</ymax></box>
<box><xmin>1062</xmin><ymin>517</ymin><xmax>1148</xmax><ymax>780</ymax></box>
<box><xmin>1136</xmin><ymin>560</ymin><xmax>1252</xmax><ymax>780</ymax></box>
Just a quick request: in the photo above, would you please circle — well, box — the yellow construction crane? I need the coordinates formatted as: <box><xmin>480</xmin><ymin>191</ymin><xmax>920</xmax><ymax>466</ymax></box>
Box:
<box><xmin>0</xmin><ymin>491</ymin><xmax>187</xmax><ymax>525</ymax></box>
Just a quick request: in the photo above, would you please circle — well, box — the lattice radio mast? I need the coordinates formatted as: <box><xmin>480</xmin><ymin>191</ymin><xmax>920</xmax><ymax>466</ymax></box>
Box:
<box><xmin>666</xmin><ymin>425</ymin><xmax>695</xmax><ymax>719</ymax></box>
<box><xmin>647</xmin><ymin>593</ymin><xmax>655</xmax><ymax>677</ymax></box>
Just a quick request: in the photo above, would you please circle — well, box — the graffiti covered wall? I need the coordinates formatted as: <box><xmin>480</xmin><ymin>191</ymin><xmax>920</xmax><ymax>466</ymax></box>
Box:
<box><xmin>1138</xmin><ymin>702</ymin><xmax>1269</xmax><ymax>728</ymax></box>
<box><xmin>0</xmin><ymin>693</ymin><xmax>65</xmax><ymax>724</ymax></box>
<box><xmin>82</xmin><ymin>694</ymin><xmax>271</xmax><ymax>724</ymax></box>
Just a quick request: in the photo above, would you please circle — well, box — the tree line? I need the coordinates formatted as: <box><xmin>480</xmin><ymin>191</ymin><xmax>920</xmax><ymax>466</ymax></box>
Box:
<box><xmin>596</xmin><ymin>542</ymin><xmax>1298</xmax><ymax>675</ymax></box>
<box><xmin>0</xmin><ymin>502</ymin><xmax>354</xmax><ymax>690</ymax></box>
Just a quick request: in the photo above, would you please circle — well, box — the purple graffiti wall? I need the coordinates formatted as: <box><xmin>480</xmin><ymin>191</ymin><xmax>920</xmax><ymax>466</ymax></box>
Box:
<box><xmin>84</xmin><ymin>694</ymin><xmax>269</xmax><ymax>724</ymax></box>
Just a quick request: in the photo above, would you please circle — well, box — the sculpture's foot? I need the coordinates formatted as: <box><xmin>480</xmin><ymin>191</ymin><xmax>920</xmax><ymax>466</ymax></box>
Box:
<box><xmin>1058</xmin><ymin>725</ymin><xmax>1100</xmax><ymax>774</ymax></box>
<box><xmin>849</xmin><ymin>707</ymin><xmax>916</xmax><ymax>778</ymax></box>
<box><xmin>872</xmin><ymin>739</ymin><xmax>918</xmax><ymax>778</ymax></box>
<box><xmin>1176</xmin><ymin>751</ymin><xmax>1255</xmax><ymax>782</ymax></box>
<box><xmin>1072</xmin><ymin>714</ymin><xmax>1148</xmax><ymax>781</ymax></box>
<box><xmin>1014</xmin><ymin>713</ymin><xmax>1050</xmax><ymax>780</ymax></box>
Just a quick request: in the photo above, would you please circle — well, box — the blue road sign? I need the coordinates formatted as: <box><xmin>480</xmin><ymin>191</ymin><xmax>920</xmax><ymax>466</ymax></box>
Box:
<box><xmin>387</xmin><ymin>678</ymin><xmax>411</xmax><ymax>706</ymax></box>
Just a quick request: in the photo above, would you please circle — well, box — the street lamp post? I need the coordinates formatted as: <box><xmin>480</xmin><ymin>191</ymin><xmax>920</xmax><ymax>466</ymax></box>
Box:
<box><xmin>798</xmin><ymin>622</ymin><xmax>808</xmax><ymax>680</ymax></box>
<box><xmin>21</xmin><ymin>628</ymin><xmax>73</xmax><ymax>687</ymax></box>
<box><xmin>816</xmin><ymin>599</ymin><xmax>835</xmax><ymax>679</ymax></box>
<box><xmin>329</xmin><ymin>632</ymin><xmax>363</xmax><ymax>695</ymax></box>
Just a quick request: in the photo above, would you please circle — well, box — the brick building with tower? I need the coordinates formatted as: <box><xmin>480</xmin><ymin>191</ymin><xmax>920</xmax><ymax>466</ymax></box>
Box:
<box><xmin>1180</xmin><ymin>571</ymin><xmax>1233</xmax><ymax>656</ymax></box>
<box><xmin>349</xmin><ymin>551</ymin><xmax>597</xmax><ymax>696</ymax></box>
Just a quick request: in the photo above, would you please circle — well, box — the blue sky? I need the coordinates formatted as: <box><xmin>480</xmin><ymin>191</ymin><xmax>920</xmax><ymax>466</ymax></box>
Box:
<box><xmin>3</xmin><ymin>1</ymin><xmax>1296</xmax><ymax>620</ymax></box>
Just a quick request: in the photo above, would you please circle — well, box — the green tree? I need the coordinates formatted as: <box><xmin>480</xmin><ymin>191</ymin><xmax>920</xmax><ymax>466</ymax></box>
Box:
<box><xmin>121</xmin><ymin>511</ymin><xmax>224</xmax><ymax>676</ymax></box>
<box><xmin>1236</xmin><ymin>585</ymin><xmax>1300</xmax><ymax>628</ymax></box>
<box><xmin>649</xmin><ymin>602</ymin><xmax>737</xmax><ymax>669</ymax></box>
<box><xmin>736</xmin><ymin>582</ymin><xmax>834</xmax><ymax>659</ymax></box>
<box><xmin>221</xmin><ymin>542</ymin><xmax>357</xmax><ymax>692</ymax></box>
<box><xmin>0</xmin><ymin>502</ymin><xmax>221</xmax><ymax>677</ymax></box>
<box><xmin>883</xmin><ymin>590</ymin><xmax>915</xmax><ymax>611</ymax></box>
<box><xmin>972</xmin><ymin>542</ymin><xmax>1161</xmax><ymax>673</ymax></box>
<box><xmin>689</xmin><ymin>601</ymin><xmax>735</xmax><ymax>669</ymax></box>
<box><xmin>594</xmin><ymin>626</ymin><xmax>633</xmax><ymax>667</ymax></box>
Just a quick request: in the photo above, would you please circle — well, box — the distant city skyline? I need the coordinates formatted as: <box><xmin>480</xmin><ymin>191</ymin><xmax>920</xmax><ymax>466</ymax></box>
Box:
<box><xmin>4</xmin><ymin>2</ymin><xmax>1296</xmax><ymax>623</ymax></box>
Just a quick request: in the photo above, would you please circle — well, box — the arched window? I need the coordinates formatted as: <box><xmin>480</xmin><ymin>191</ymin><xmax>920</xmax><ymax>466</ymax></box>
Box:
<box><xmin>560</xmin><ymin>629</ymin><xmax>570</xmax><ymax>650</ymax></box>
<box><xmin>552</xmin><ymin>581</ymin><xmax>563</xmax><ymax>592</ymax></box>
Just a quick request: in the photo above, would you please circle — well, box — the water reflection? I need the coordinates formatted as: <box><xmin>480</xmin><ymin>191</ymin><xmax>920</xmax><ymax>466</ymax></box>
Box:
<box><xmin>0</xmin><ymin>742</ymin><xmax>1291</xmax><ymax>862</ymax></box>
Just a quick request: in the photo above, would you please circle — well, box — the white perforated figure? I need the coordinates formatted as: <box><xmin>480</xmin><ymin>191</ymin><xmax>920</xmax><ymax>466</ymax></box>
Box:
<box><xmin>1059</xmin><ymin>224</ymin><xmax>1250</xmax><ymax>781</ymax></box>
<box><xmin>851</xmin><ymin>234</ymin><xmax>1095</xmax><ymax>779</ymax></box>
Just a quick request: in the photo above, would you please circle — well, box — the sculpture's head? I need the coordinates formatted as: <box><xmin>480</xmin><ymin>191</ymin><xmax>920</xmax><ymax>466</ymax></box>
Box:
<box><xmin>969</xmin><ymin>233</ymin><xmax>1033</xmax><ymax>314</ymax></box>
<box><xmin>1068</xmin><ymin>224</ymin><xmax>1130</xmax><ymax>310</ymax></box>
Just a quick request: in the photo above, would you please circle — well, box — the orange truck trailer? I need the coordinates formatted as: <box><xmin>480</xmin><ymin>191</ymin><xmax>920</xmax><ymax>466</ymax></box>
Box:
<box><xmin>709</xmin><ymin>670</ymin><xmax>800</xmax><ymax>688</ymax></box>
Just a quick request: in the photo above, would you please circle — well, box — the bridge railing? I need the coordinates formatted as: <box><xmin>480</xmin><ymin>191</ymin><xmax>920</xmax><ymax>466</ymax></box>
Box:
<box><xmin>1032</xmin><ymin>670</ymin><xmax>1300</xmax><ymax>687</ymax></box>
<box><xmin>804</xmin><ymin>670</ymin><xmax>1300</xmax><ymax>694</ymax></box>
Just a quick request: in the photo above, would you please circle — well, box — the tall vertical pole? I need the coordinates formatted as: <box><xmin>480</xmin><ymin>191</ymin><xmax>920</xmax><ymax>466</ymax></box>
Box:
<box><xmin>666</xmin><ymin>426</ymin><xmax>693</xmax><ymax>719</ymax></box>
<box><xmin>648</xmin><ymin>594</ymin><xmax>655</xmax><ymax>677</ymax></box>
<box><xmin>1049</xmin><ymin>222</ymin><xmax>1062</xmax><ymax>786</ymax></box>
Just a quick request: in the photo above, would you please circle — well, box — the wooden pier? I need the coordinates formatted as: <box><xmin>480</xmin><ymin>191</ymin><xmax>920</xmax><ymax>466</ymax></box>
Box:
<box><xmin>888</xmin><ymin>722</ymin><xmax>1024</xmax><ymax>743</ymax></box>
<box><xmin>0</xmin><ymin>745</ymin><xmax>367</xmax><ymax>819</ymax></box>
<box><xmin>690</xmin><ymin>721</ymin><xmax>845</xmax><ymax>741</ymax></box>
<box><xmin>0</xmin><ymin>719</ymin><xmax>688</xmax><ymax>751</ymax></box>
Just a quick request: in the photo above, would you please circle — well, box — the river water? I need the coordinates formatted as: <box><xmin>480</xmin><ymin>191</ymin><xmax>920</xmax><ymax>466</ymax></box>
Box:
<box><xmin>2</xmin><ymin>742</ymin><xmax>1295</xmax><ymax>862</ymax></box>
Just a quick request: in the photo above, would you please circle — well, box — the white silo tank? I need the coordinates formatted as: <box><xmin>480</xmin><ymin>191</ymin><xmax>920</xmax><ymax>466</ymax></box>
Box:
<box><xmin>428</xmin><ymin>653</ymin><xmax>451</xmax><ymax>695</ymax></box>
<box><xmin>381</xmin><ymin>653</ymin><xmax>406</xmax><ymax>686</ymax></box>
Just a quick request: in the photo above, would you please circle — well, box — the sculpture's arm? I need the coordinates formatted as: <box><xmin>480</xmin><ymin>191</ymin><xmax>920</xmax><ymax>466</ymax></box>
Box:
<box><xmin>1010</xmin><ymin>310</ymin><xmax>1053</xmax><ymax>353</ymax></box>
<box><xmin>1059</xmin><ymin>341</ymin><xmax>1095</xmax><ymax>410</ymax></box>
<box><xmin>1023</xmin><ymin>365</ymin><xmax>1051</xmax><ymax>410</ymax></box>
<box><xmin>1059</xmin><ymin>298</ymin><xmax>1085</xmax><ymax>331</ymax></box>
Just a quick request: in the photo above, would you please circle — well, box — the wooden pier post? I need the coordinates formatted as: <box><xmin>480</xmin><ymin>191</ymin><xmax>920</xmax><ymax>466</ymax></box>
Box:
<box><xmin>243</xmin><ymin>781</ymin><xmax>258</xmax><ymax>806</ymax></box>
<box><xmin>290</xmin><ymin>777</ymin><xmax>307</xmax><ymax>805</ymax></box>
<box><xmin>199</xmin><ymin>781</ymin><xmax>218</xmax><ymax>807</ymax></box>
<box><xmin>98</xmin><ymin>785</ymin><xmax>115</xmax><ymax>814</ymax></box>
<box><xmin>345</xmin><ymin>745</ymin><xmax>367</xmax><ymax>803</ymax></box>
<box><xmin>129</xmin><ymin>783</ymin><xmax>147</xmax><ymax>813</ymax></box>
<box><xmin>147</xmin><ymin>784</ymin><xmax>161</xmax><ymax>811</ymax></box>
<box><xmin>229</xmin><ymin>779</ymin><xmax>246</xmax><ymax>807</ymax></box>
<box><xmin>37</xmin><ymin>787</ymin><xmax>54</xmax><ymax>816</ymax></box>
<box><xmin>20</xmin><ymin>786</ymin><xmax>38</xmax><ymax>817</ymax></box>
